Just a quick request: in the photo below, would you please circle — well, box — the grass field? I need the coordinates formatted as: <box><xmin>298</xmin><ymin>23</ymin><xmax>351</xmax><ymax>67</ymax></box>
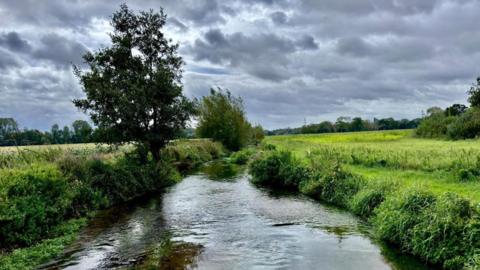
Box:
<box><xmin>0</xmin><ymin>143</ymin><xmax>99</xmax><ymax>152</ymax></box>
<box><xmin>265</xmin><ymin>130</ymin><xmax>480</xmax><ymax>203</ymax></box>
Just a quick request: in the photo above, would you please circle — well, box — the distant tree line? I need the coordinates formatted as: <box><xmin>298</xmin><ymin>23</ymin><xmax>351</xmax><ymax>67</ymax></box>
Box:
<box><xmin>0</xmin><ymin>118</ymin><xmax>94</xmax><ymax>146</ymax></box>
<box><xmin>267</xmin><ymin>116</ymin><xmax>420</xmax><ymax>136</ymax></box>
<box><xmin>416</xmin><ymin>77</ymin><xmax>480</xmax><ymax>139</ymax></box>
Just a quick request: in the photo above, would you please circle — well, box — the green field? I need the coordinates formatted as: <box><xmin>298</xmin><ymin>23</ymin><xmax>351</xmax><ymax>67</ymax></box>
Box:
<box><xmin>265</xmin><ymin>130</ymin><xmax>480</xmax><ymax>203</ymax></box>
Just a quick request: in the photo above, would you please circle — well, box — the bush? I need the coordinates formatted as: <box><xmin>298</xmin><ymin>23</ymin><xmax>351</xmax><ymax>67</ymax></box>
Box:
<box><xmin>161</xmin><ymin>139</ymin><xmax>224</xmax><ymax>171</ymax></box>
<box><xmin>0</xmin><ymin>165</ymin><xmax>74</xmax><ymax>247</ymax></box>
<box><xmin>416</xmin><ymin>112</ymin><xmax>456</xmax><ymax>138</ymax></box>
<box><xmin>373</xmin><ymin>189</ymin><xmax>437</xmax><ymax>248</ymax></box>
<box><xmin>0</xmin><ymin>218</ymin><xmax>87</xmax><ymax>270</ymax></box>
<box><xmin>261</xmin><ymin>143</ymin><xmax>276</xmax><ymax>151</ymax></box>
<box><xmin>300</xmin><ymin>155</ymin><xmax>364</xmax><ymax>208</ymax></box>
<box><xmin>372</xmin><ymin>190</ymin><xmax>480</xmax><ymax>269</ymax></box>
<box><xmin>249</xmin><ymin>150</ymin><xmax>310</xmax><ymax>190</ymax></box>
<box><xmin>447</xmin><ymin>108</ymin><xmax>480</xmax><ymax>140</ymax></box>
<box><xmin>315</xmin><ymin>164</ymin><xmax>363</xmax><ymax>208</ymax></box>
<box><xmin>350</xmin><ymin>181</ymin><xmax>395</xmax><ymax>219</ymax></box>
<box><xmin>410</xmin><ymin>193</ymin><xmax>478</xmax><ymax>269</ymax></box>
<box><xmin>229</xmin><ymin>148</ymin><xmax>255</xmax><ymax>165</ymax></box>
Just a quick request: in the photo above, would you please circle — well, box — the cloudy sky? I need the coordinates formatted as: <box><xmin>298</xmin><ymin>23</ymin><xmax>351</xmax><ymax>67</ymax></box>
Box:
<box><xmin>0</xmin><ymin>0</ymin><xmax>479</xmax><ymax>130</ymax></box>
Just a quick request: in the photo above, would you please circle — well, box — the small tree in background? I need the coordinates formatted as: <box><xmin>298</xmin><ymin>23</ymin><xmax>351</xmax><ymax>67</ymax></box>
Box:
<box><xmin>0</xmin><ymin>118</ymin><xmax>19</xmax><ymax>146</ymax></box>
<box><xmin>73</xmin><ymin>5</ymin><xmax>194</xmax><ymax>160</ymax></box>
<box><xmin>350</xmin><ymin>117</ymin><xmax>364</xmax><ymax>131</ymax></box>
<box><xmin>196</xmin><ymin>88</ymin><xmax>252</xmax><ymax>151</ymax></box>
<box><xmin>72</xmin><ymin>120</ymin><xmax>93</xmax><ymax>143</ymax></box>
<box><xmin>468</xmin><ymin>77</ymin><xmax>480</xmax><ymax>107</ymax></box>
<box><xmin>445</xmin><ymin>104</ymin><xmax>468</xmax><ymax>117</ymax></box>
<box><xmin>251</xmin><ymin>125</ymin><xmax>265</xmax><ymax>145</ymax></box>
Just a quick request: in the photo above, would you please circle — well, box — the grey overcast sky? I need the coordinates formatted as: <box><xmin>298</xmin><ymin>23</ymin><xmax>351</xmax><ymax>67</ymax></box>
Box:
<box><xmin>1</xmin><ymin>0</ymin><xmax>479</xmax><ymax>130</ymax></box>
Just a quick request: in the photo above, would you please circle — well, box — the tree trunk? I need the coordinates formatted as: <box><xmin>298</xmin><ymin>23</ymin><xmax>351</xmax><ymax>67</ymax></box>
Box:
<box><xmin>149</xmin><ymin>141</ymin><xmax>162</xmax><ymax>162</ymax></box>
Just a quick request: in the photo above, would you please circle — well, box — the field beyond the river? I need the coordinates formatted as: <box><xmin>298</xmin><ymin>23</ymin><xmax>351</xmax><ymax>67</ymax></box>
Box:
<box><xmin>265</xmin><ymin>129</ymin><xmax>480</xmax><ymax>203</ymax></box>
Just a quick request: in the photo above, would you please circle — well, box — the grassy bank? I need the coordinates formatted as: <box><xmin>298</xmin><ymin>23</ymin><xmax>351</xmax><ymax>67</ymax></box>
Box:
<box><xmin>249</xmin><ymin>130</ymin><xmax>480</xmax><ymax>269</ymax></box>
<box><xmin>0</xmin><ymin>140</ymin><xmax>224</xmax><ymax>270</ymax></box>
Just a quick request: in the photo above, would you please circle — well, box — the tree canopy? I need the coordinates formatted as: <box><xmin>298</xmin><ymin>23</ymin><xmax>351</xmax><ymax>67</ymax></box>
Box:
<box><xmin>73</xmin><ymin>4</ymin><xmax>194</xmax><ymax>160</ymax></box>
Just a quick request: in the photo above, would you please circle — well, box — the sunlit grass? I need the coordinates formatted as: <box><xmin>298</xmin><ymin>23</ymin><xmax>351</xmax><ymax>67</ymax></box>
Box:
<box><xmin>0</xmin><ymin>143</ymin><xmax>99</xmax><ymax>153</ymax></box>
<box><xmin>265</xmin><ymin>130</ymin><xmax>480</xmax><ymax>203</ymax></box>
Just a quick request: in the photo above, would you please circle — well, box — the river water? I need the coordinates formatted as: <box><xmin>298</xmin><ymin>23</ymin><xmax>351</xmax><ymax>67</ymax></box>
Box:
<box><xmin>41</xmin><ymin>161</ymin><xmax>434</xmax><ymax>270</ymax></box>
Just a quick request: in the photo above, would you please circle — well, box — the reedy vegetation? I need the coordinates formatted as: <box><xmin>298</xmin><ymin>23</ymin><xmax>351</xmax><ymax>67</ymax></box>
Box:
<box><xmin>250</xmin><ymin>131</ymin><xmax>480</xmax><ymax>269</ymax></box>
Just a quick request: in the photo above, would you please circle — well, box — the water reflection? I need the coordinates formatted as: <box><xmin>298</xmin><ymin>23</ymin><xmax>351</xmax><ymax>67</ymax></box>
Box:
<box><xmin>133</xmin><ymin>237</ymin><xmax>204</xmax><ymax>270</ymax></box>
<box><xmin>200</xmin><ymin>160</ymin><xmax>240</xmax><ymax>180</ymax></box>
<box><xmin>42</xmin><ymin>161</ymin><xmax>434</xmax><ymax>270</ymax></box>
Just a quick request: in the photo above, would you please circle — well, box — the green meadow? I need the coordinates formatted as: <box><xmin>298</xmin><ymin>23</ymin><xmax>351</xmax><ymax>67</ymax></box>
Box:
<box><xmin>265</xmin><ymin>129</ymin><xmax>480</xmax><ymax>203</ymax></box>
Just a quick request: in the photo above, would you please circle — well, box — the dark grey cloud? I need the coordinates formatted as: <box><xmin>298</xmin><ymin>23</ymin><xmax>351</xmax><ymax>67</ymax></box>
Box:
<box><xmin>0</xmin><ymin>32</ymin><xmax>31</xmax><ymax>52</ymax></box>
<box><xmin>1</xmin><ymin>0</ymin><xmax>480</xmax><ymax>130</ymax></box>
<box><xmin>32</xmin><ymin>33</ymin><xmax>88</xmax><ymax>68</ymax></box>
<box><xmin>270</xmin><ymin>11</ymin><xmax>288</xmax><ymax>25</ymax></box>
<box><xmin>336</xmin><ymin>37</ymin><xmax>372</xmax><ymax>57</ymax></box>
<box><xmin>0</xmin><ymin>48</ymin><xmax>21</xmax><ymax>70</ymax></box>
<box><xmin>189</xmin><ymin>28</ymin><xmax>320</xmax><ymax>80</ymax></box>
<box><xmin>336</xmin><ymin>36</ymin><xmax>434</xmax><ymax>63</ymax></box>
<box><xmin>295</xmin><ymin>35</ymin><xmax>318</xmax><ymax>50</ymax></box>
<box><xmin>180</xmin><ymin>0</ymin><xmax>226</xmax><ymax>25</ymax></box>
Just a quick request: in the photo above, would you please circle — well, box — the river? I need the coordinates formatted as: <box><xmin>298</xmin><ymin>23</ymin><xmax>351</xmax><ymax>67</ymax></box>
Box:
<box><xmin>41</xmin><ymin>161</ymin><xmax>434</xmax><ymax>270</ymax></box>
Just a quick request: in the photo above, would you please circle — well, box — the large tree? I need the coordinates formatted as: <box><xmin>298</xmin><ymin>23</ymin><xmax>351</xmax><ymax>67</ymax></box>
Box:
<box><xmin>73</xmin><ymin>5</ymin><xmax>194</xmax><ymax>160</ymax></box>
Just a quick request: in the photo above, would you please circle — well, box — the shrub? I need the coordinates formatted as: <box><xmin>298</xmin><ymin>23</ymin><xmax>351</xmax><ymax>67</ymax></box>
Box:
<box><xmin>298</xmin><ymin>177</ymin><xmax>323</xmax><ymax>198</ymax></box>
<box><xmin>447</xmin><ymin>108</ymin><xmax>480</xmax><ymax>140</ymax></box>
<box><xmin>162</xmin><ymin>139</ymin><xmax>224</xmax><ymax>171</ymax></box>
<box><xmin>301</xmin><ymin>153</ymin><xmax>363</xmax><ymax>207</ymax></box>
<box><xmin>0</xmin><ymin>164</ymin><xmax>74</xmax><ymax>247</ymax></box>
<box><xmin>229</xmin><ymin>148</ymin><xmax>255</xmax><ymax>165</ymax></box>
<box><xmin>350</xmin><ymin>181</ymin><xmax>394</xmax><ymax>219</ymax></box>
<box><xmin>249</xmin><ymin>150</ymin><xmax>310</xmax><ymax>190</ymax></box>
<box><xmin>261</xmin><ymin>143</ymin><xmax>276</xmax><ymax>151</ymax></box>
<box><xmin>373</xmin><ymin>189</ymin><xmax>437</xmax><ymax>248</ymax></box>
<box><xmin>410</xmin><ymin>193</ymin><xmax>478</xmax><ymax>269</ymax></box>
<box><xmin>0</xmin><ymin>218</ymin><xmax>87</xmax><ymax>270</ymax></box>
<box><xmin>315</xmin><ymin>164</ymin><xmax>364</xmax><ymax>208</ymax></box>
<box><xmin>415</xmin><ymin>112</ymin><xmax>456</xmax><ymax>138</ymax></box>
<box><xmin>372</xmin><ymin>190</ymin><xmax>480</xmax><ymax>269</ymax></box>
